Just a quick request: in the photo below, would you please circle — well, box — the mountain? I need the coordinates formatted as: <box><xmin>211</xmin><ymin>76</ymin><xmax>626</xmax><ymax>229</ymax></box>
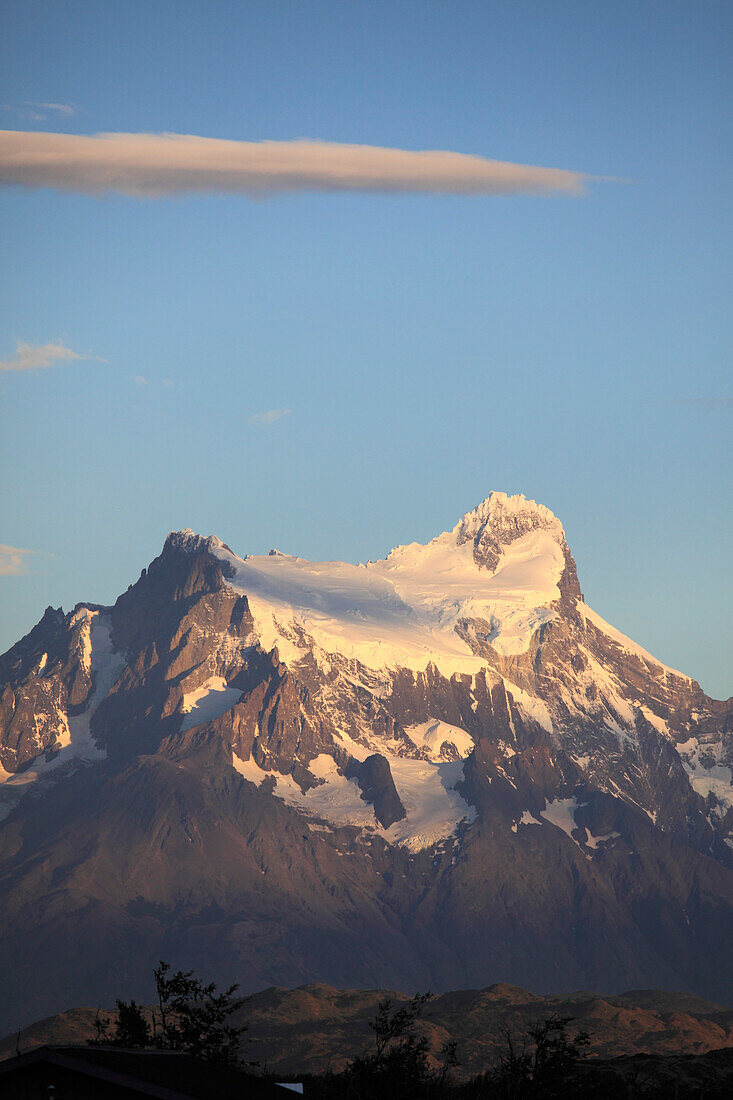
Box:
<box><xmin>1</xmin><ymin>492</ymin><xmax>731</xmax><ymax>1035</ymax></box>
<box><xmin>4</xmin><ymin>983</ymin><xmax>733</xmax><ymax>1078</ymax></box>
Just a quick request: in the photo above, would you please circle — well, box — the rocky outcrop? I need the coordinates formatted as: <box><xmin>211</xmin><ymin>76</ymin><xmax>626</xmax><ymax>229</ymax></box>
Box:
<box><xmin>348</xmin><ymin>753</ymin><xmax>406</xmax><ymax>827</ymax></box>
<box><xmin>0</xmin><ymin>605</ymin><xmax>99</xmax><ymax>772</ymax></box>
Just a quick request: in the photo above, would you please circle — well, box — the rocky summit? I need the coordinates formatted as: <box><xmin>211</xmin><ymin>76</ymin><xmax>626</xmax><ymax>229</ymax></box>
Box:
<box><xmin>1</xmin><ymin>492</ymin><xmax>731</xmax><ymax>1035</ymax></box>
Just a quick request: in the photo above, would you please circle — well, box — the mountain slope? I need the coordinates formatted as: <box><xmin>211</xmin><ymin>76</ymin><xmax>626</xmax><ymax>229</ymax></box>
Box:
<box><xmin>1</xmin><ymin>492</ymin><xmax>731</xmax><ymax>1034</ymax></box>
<box><xmin>4</xmin><ymin>983</ymin><xmax>732</xmax><ymax>1077</ymax></box>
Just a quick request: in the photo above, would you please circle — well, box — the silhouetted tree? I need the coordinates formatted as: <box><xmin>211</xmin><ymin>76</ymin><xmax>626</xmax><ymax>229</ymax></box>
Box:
<box><xmin>438</xmin><ymin>1039</ymin><xmax>460</xmax><ymax>1087</ymax></box>
<box><xmin>345</xmin><ymin>991</ymin><xmax>462</xmax><ymax>1099</ymax></box>
<box><xmin>370</xmin><ymin>991</ymin><xmax>433</xmax><ymax>1063</ymax></box>
<box><xmin>92</xmin><ymin>999</ymin><xmax>151</xmax><ymax>1049</ymax></box>
<box><xmin>152</xmin><ymin>960</ymin><xmax>246</xmax><ymax>1066</ymax></box>
<box><xmin>528</xmin><ymin>1014</ymin><xmax>589</xmax><ymax>1094</ymax></box>
<box><xmin>483</xmin><ymin>1014</ymin><xmax>590</xmax><ymax>1099</ymax></box>
<box><xmin>90</xmin><ymin>961</ymin><xmax>247</xmax><ymax>1067</ymax></box>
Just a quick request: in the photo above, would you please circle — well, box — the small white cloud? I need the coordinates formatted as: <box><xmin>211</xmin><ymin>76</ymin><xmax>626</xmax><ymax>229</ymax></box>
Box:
<box><xmin>0</xmin><ymin>544</ymin><xmax>34</xmax><ymax>576</ymax></box>
<box><xmin>249</xmin><ymin>407</ymin><xmax>291</xmax><ymax>425</ymax></box>
<box><xmin>162</xmin><ymin>378</ymin><xmax>176</xmax><ymax>388</ymax></box>
<box><xmin>0</xmin><ymin>340</ymin><xmax>87</xmax><ymax>372</ymax></box>
<box><xmin>134</xmin><ymin>374</ymin><xmax>149</xmax><ymax>386</ymax></box>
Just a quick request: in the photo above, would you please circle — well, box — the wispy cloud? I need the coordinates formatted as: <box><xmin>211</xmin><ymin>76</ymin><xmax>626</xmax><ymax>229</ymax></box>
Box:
<box><xmin>0</xmin><ymin>130</ymin><xmax>595</xmax><ymax>198</ymax></box>
<box><xmin>26</xmin><ymin>102</ymin><xmax>75</xmax><ymax>117</ymax></box>
<box><xmin>249</xmin><ymin>407</ymin><xmax>291</xmax><ymax>425</ymax></box>
<box><xmin>134</xmin><ymin>374</ymin><xmax>149</xmax><ymax>386</ymax></box>
<box><xmin>0</xmin><ymin>340</ymin><xmax>90</xmax><ymax>372</ymax></box>
<box><xmin>0</xmin><ymin>544</ymin><xmax>34</xmax><ymax>576</ymax></box>
<box><xmin>3</xmin><ymin>102</ymin><xmax>75</xmax><ymax>122</ymax></box>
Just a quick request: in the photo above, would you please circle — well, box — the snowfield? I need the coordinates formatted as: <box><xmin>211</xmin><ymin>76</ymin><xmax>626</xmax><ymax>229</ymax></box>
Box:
<box><xmin>232</xmin><ymin>748</ymin><xmax>476</xmax><ymax>851</ymax></box>
<box><xmin>197</xmin><ymin>492</ymin><xmax>566</xmax><ymax>676</ymax></box>
<box><xmin>180</xmin><ymin>677</ymin><xmax>244</xmax><ymax>732</ymax></box>
<box><xmin>405</xmin><ymin>719</ymin><xmax>474</xmax><ymax>761</ymax></box>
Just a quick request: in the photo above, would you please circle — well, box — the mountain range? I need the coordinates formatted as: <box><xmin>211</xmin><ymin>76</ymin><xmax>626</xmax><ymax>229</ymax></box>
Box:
<box><xmin>4</xmin><ymin>983</ymin><xmax>733</xmax><ymax>1078</ymax></box>
<box><xmin>1</xmin><ymin>492</ymin><xmax>731</xmax><ymax>1036</ymax></box>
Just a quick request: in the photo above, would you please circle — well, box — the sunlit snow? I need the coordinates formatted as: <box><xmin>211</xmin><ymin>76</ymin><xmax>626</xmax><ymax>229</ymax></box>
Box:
<box><xmin>180</xmin><ymin>677</ymin><xmax>243</xmax><ymax>731</ymax></box>
<box><xmin>405</xmin><ymin>719</ymin><xmax>474</xmax><ymax>761</ymax></box>
<box><xmin>232</xmin><ymin>748</ymin><xmax>475</xmax><ymax>851</ymax></box>
<box><xmin>675</xmin><ymin>737</ymin><xmax>733</xmax><ymax>818</ymax></box>
<box><xmin>204</xmin><ymin>494</ymin><xmax>565</xmax><ymax>676</ymax></box>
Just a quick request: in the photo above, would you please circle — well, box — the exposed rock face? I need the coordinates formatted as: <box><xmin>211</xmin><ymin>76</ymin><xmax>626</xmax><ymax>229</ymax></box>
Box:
<box><xmin>0</xmin><ymin>606</ymin><xmax>94</xmax><ymax>772</ymax></box>
<box><xmin>0</xmin><ymin>493</ymin><xmax>731</xmax><ymax>1036</ymax></box>
<box><xmin>349</xmin><ymin>753</ymin><xmax>406</xmax><ymax>827</ymax></box>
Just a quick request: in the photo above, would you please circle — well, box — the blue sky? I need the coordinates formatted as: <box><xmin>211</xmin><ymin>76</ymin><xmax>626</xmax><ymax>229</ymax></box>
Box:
<box><xmin>1</xmin><ymin>0</ymin><xmax>731</xmax><ymax>696</ymax></box>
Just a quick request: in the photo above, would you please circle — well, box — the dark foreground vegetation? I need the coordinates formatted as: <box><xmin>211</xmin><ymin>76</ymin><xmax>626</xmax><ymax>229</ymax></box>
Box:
<box><xmin>92</xmin><ymin>961</ymin><xmax>248</xmax><ymax>1068</ymax></box>
<box><xmin>288</xmin><ymin>995</ymin><xmax>733</xmax><ymax>1098</ymax></box>
<box><xmin>86</xmin><ymin>964</ymin><xmax>733</xmax><ymax>1098</ymax></box>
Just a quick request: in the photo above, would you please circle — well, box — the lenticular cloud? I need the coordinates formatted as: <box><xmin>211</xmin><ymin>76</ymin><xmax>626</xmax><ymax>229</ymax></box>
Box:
<box><xmin>0</xmin><ymin>130</ymin><xmax>590</xmax><ymax>198</ymax></box>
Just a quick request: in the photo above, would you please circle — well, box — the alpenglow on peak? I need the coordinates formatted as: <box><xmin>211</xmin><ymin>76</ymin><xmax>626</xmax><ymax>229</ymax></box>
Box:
<box><xmin>156</xmin><ymin>492</ymin><xmax>574</xmax><ymax>675</ymax></box>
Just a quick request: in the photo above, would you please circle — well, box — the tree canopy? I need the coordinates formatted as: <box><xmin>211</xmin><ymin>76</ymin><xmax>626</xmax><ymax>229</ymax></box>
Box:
<box><xmin>92</xmin><ymin>961</ymin><xmax>247</xmax><ymax>1067</ymax></box>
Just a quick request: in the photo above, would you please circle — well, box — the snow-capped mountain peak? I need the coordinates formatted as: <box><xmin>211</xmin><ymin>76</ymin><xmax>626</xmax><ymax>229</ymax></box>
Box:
<box><xmin>452</xmin><ymin>491</ymin><xmax>565</xmax><ymax>566</ymax></box>
<box><xmin>194</xmin><ymin>494</ymin><xmax>569</xmax><ymax>674</ymax></box>
<box><xmin>1</xmin><ymin>492</ymin><xmax>731</xmax><ymax>1026</ymax></box>
<box><xmin>163</xmin><ymin>528</ymin><xmax>229</xmax><ymax>556</ymax></box>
